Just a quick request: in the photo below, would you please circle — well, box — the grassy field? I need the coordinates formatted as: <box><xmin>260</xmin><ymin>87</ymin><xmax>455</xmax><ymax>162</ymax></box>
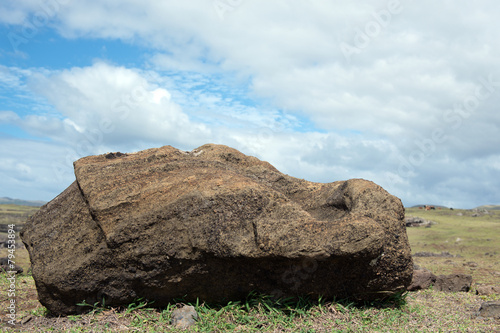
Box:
<box><xmin>0</xmin><ymin>205</ymin><xmax>499</xmax><ymax>332</ymax></box>
<box><xmin>0</xmin><ymin>204</ymin><xmax>38</xmax><ymax>228</ymax></box>
<box><xmin>405</xmin><ymin>207</ymin><xmax>500</xmax><ymax>286</ymax></box>
<box><xmin>0</xmin><ymin>204</ymin><xmax>35</xmax><ymax>273</ymax></box>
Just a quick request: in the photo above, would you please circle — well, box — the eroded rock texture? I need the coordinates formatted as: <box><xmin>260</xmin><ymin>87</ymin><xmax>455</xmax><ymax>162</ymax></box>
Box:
<box><xmin>21</xmin><ymin>144</ymin><xmax>412</xmax><ymax>315</ymax></box>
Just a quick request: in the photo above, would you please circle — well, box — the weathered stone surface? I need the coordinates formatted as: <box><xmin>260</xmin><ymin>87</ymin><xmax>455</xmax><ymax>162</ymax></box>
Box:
<box><xmin>434</xmin><ymin>274</ymin><xmax>472</xmax><ymax>292</ymax></box>
<box><xmin>21</xmin><ymin>144</ymin><xmax>412</xmax><ymax>315</ymax></box>
<box><xmin>407</xmin><ymin>269</ymin><xmax>437</xmax><ymax>291</ymax></box>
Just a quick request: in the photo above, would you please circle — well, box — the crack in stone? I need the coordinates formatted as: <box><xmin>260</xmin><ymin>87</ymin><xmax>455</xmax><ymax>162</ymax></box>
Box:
<box><xmin>75</xmin><ymin>179</ymin><xmax>107</xmax><ymax>242</ymax></box>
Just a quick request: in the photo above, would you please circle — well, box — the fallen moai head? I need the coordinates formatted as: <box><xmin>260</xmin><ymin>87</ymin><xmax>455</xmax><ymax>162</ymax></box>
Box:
<box><xmin>21</xmin><ymin>144</ymin><xmax>413</xmax><ymax>315</ymax></box>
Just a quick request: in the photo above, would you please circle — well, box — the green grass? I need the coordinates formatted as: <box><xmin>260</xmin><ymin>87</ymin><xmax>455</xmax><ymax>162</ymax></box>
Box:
<box><xmin>0</xmin><ymin>204</ymin><xmax>39</xmax><ymax>273</ymax></box>
<box><xmin>10</xmin><ymin>291</ymin><xmax>500</xmax><ymax>332</ymax></box>
<box><xmin>405</xmin><ymin>207</ymin><xmax>500</xmax><ymax>285</ymax></box>
<box><xmin>2</xmin><ymin>275</ymin><xmax>498</xmax><ymax>332</ymax></box>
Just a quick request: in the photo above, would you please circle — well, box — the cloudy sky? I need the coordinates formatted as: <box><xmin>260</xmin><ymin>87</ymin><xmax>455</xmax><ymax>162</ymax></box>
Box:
<box><xmin>1</xmin><ymin>0</ymin><xmax>499</xmax><ymax>208</ymax></box>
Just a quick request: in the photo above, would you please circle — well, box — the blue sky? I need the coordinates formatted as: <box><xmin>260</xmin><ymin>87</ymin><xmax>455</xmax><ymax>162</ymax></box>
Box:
<box><xmin>1</xmin><ymin>0</ymin><xmax>499</xmax><ymax>208</ymax></box>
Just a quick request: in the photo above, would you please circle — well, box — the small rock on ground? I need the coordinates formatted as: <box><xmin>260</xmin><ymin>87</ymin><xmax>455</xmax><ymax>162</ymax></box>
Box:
<box><xmin>171</xmin><ymin>305</ymin><xmax>198</xmax><ymax>330</ymax></box>
<box><xmin>434</xmin><ymin>274</ymin><xmax>472</xmax><ymax>293</ymax></box>
<box><xmin>408</xmin><ymin>269</ymin><xmax>437</xmax><ymax>291</ymax></box>
<box><xmin>478</xmin><ymin>301</ymin><xmax>500</xmax><ymax>319</ymax></box>
<box><xmin>476</xmin><ymin>285</ymin><xmax>500</xmax><ymax>296</ymax></box>
<box><xmin>0</xmin><ymin>257</ymin><xmax>23</xmax><ymax>274</ymax></box>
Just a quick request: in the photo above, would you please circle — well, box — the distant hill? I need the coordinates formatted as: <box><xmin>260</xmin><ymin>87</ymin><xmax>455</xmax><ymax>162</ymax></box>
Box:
<box><xmin>409</xmin><ymin>204</ymin><xmax>449</xmax><ymax>209</ymax></box>
<box><xmin>0</xmin><ymin>197</ymin><xmax>46</xmax><ymax>207</ymax></box>
<box><xmin>408</xmin><ymin>204</ymin><xmax>500</xmax><ymax>210</ymax></box>
<box><xmin>475</xmin><ymin>205</ymin><xmax>500</xmax><ymax>210</ymax></box>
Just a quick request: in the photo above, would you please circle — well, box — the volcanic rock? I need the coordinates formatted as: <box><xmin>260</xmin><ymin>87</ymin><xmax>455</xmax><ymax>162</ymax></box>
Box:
<box><xmin>0</xmin><ymin>257</ymin><xmax>23</xmax><ymax>274</ymax></box>
<box><xmin>478</xmin><ymin>301</ymin><xmax>500</xmax><ymax>319</ymax></box>
<box><xmin>21</xmin><ymin>144</ymin><xmax>413</xmax><ymax>315</ymax></box>
<box><xmin>434</xmin><ymin>274</ymin><xmax>472</xmax><ymax>292</ymax></box>
<box><xmin>412</xmin><ymin>251</ymin><xmax>460</xmax><ymax>258</ymax></box>
<box><xmin>407</xmin><ymin>269</ymin><xmax>437</xmax><ymax>291</ymax></box>
<box><xmin>404</xmin><ymin>216</ymin><xmax>435</xmax><ymax>228</ymax></box>
<box><xmin>475</xmin><ymin>285</ymin><xmax>500</xmax><ymax>296</ymax></box>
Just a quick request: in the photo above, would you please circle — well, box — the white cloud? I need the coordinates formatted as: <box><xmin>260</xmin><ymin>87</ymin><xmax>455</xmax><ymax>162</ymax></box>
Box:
<box><xmin>150</xmin><ymin>88</ymin><xmax>170</xmax><ymax>104</ymax></box>
<box><xmin>0</xmin><ymin>111</ymin><xmax>20</xmax><ymax>123</ymax></box>
<box><xmin>25</xmin><ymin>62</ymin><xmax>212</xmax><ymax>150</ymax></box>
<box><xmin>8</xmin><ymin>1</ymin><xmax>497</xmax><ymax>140</ymax></box>
<box><xmin>0</xmin><ymin>0</ymin><xmax>40</xmax><ymax>25</ymax></box>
